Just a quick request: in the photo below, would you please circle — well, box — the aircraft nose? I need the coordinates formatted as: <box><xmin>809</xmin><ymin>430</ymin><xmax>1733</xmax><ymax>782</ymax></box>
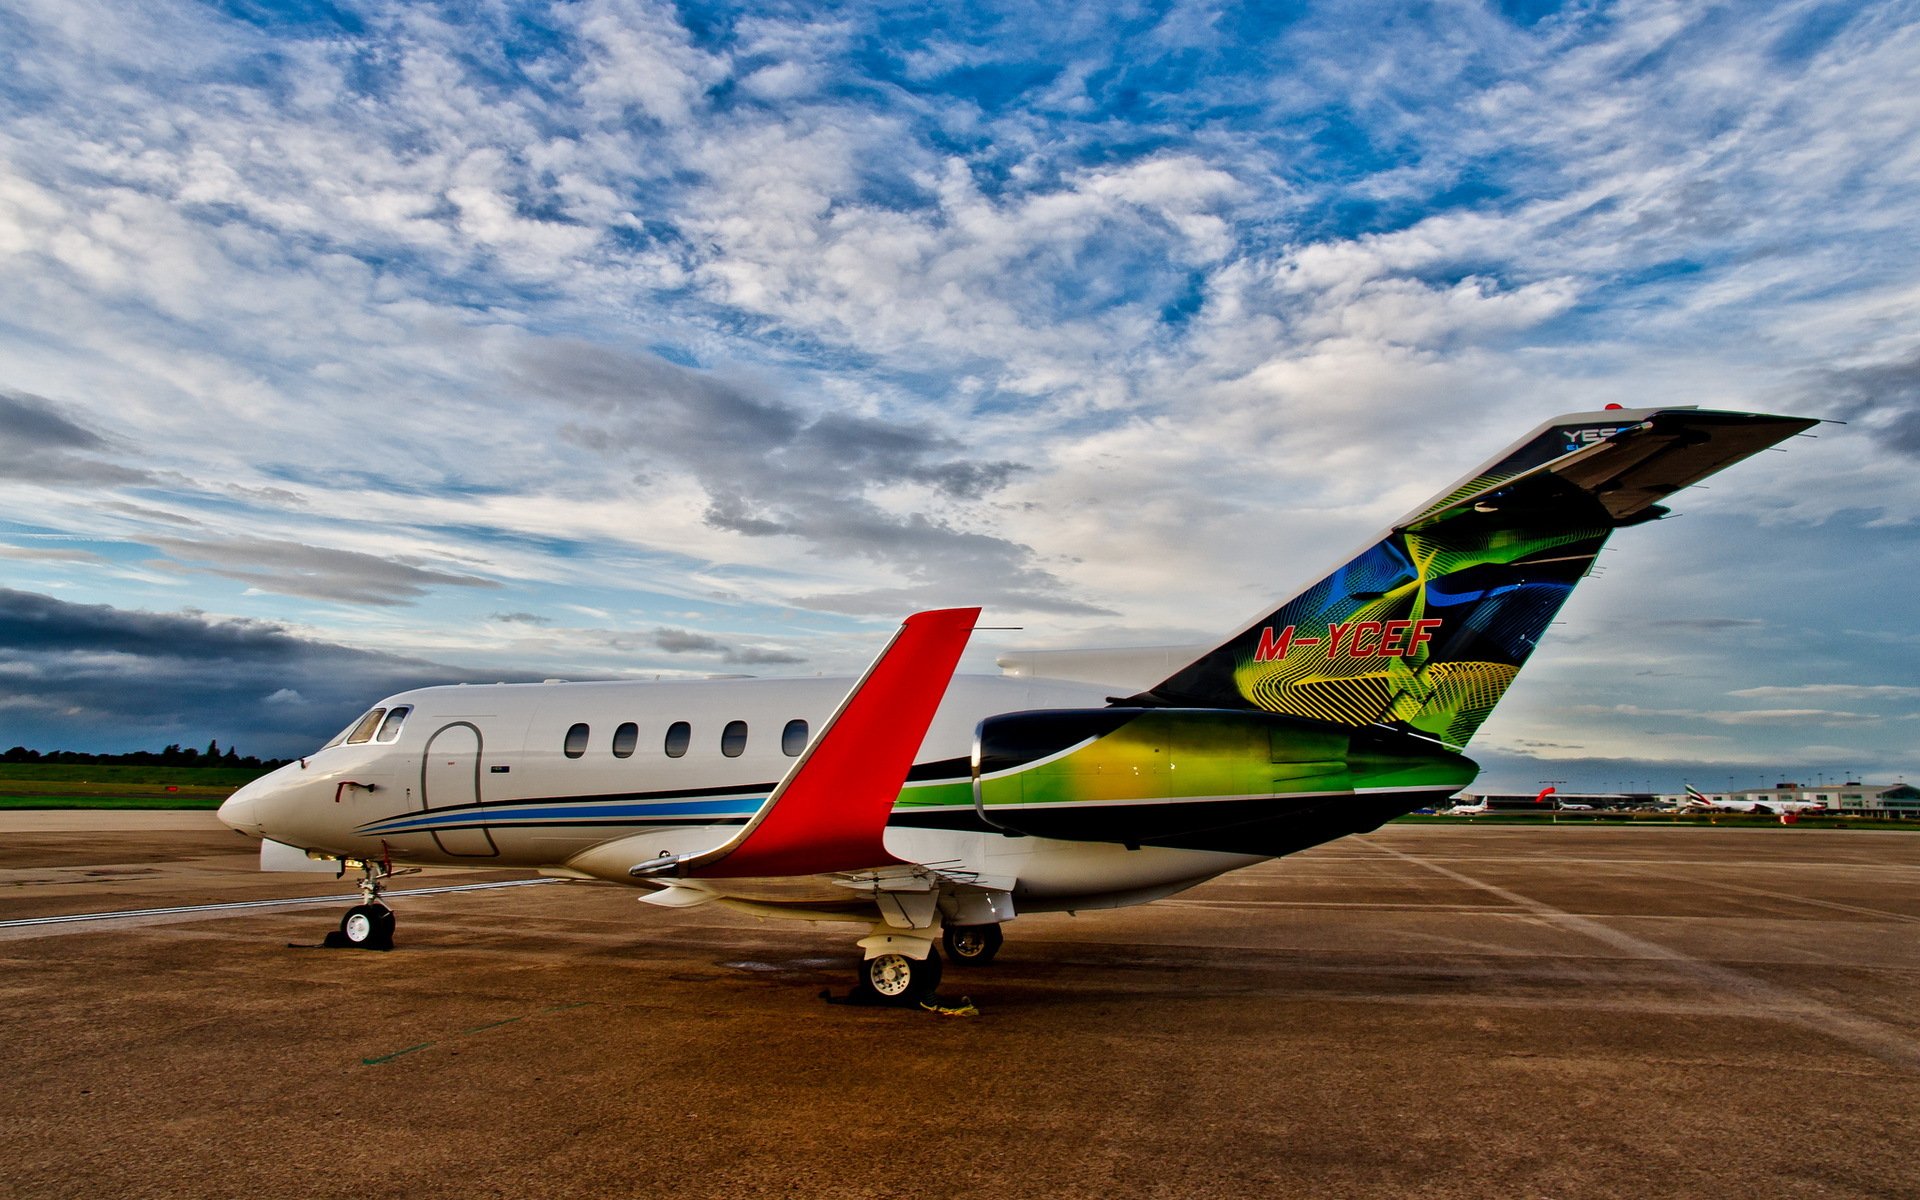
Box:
<box><xmin>218</xmin><ymin>777</ymin><xmax>270</xmax><ymax>837</ymax></box>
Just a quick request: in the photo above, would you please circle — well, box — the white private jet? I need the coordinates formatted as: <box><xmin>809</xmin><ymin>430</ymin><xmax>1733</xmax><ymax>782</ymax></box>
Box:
<box><xmin>219</xmin><ymin>406</ymin><xmax>1815</xmax><ymax>1003</ymax></box>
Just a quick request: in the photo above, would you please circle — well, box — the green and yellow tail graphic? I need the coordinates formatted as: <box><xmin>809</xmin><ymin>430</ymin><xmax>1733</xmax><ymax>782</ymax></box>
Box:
<box><xmin>1130</xmin><ymin>407</ymin><xmax>1817</xmax><ymax>747</ymax></box>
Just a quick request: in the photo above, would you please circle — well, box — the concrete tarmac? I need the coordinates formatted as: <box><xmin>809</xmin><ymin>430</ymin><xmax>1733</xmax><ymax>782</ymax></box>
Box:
<box><xmin>2</xmin><ymin>814</ymin><xmax>1917</xmax><ymax>1199</ymax></box>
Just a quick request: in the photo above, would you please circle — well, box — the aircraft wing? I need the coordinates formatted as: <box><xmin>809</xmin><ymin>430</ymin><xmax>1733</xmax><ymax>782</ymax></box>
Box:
<box><xmin>630</xmin><ymin>606</ymin><xmax>981</xmax><ymax>880</ymax></box>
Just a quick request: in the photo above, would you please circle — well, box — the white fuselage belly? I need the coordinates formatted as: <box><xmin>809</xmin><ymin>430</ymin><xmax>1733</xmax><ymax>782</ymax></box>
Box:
<box><xmin>228</xmin><ymin>675</ymin><xmax>1265</xmax><ymax>909</ymax></box>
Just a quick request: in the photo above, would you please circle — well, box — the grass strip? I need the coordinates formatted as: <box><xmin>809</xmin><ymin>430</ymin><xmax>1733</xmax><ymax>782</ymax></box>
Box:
<box><xmin>0</xmin><ymin>764</ymin><xmax>270</xmax><ymax>786</ymax></box>
<box><xmin>0</xmin><ymin>796</ymin><xmax>226</xmax><ymax>810</ymax></box>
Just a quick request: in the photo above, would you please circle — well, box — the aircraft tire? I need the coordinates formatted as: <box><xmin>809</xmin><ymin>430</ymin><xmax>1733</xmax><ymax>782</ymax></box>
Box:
<box><xmin>341</xmin><ymin>904</ymin><xmax>396</xmax><ymax>950</ymax></box>
<box><xmin>942</xmin><ymin>923</ymin><xmax>1004</xmax><ymax>966</ymax></box>
<box><xmin>860</xmin><ymin>948</ymin><xmax>943</xmax><ymax>1006</ymax></box>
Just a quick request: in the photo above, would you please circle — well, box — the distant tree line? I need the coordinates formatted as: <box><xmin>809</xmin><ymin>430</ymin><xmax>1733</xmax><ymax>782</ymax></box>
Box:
<box><xmin>2</xmin><ymin>740</ymin><xmax>292</xmax><ymax>769</ymax></box>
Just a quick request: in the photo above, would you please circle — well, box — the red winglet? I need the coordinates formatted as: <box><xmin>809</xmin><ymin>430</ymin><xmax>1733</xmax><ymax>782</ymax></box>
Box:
<box><xmin>687</xmin><ymin>607</ymin><xmax>981</xmax><ymax>879</ymax></box>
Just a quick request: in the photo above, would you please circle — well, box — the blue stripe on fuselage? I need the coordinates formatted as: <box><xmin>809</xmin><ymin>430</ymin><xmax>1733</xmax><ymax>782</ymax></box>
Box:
<box><xmin>358</xmin><ymin>796</ymin><xmax>764</xmax><ymax>835</ymax></box>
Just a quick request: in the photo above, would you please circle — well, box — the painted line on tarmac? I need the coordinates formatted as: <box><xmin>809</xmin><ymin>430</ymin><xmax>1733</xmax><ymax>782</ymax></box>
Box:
<box><xmin>0</xmin><ymin>878</ymin><xmax>562</xmax><ymax>930</ymax></box>
<box><xmin>1365</xmin><ymin>841</ymin><xmax>1920</xmax><ymax>1072</ymax></box>
<box><xmin>1611</xmin><ymin>865</ymin><xmax>1920</xmax><ymax>925</ymax></box>
<box><xmin>361</xmin><ymin>1001</ymin><xmax>598</xmax><ymax>1067</ymax></box>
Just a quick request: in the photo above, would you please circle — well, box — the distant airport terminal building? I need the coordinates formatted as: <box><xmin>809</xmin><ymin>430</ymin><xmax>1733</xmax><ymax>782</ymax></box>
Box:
<box><xmin>1454</xmin><ymin>782</ymin><xmax>1920</xmax><ymax>816</ymax></box>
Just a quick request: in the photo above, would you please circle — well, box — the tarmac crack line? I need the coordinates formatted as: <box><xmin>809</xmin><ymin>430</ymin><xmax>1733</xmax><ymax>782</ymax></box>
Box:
<box><xmin>1363</xmin><ymin>840</ymin><xmax>1920</xmax><ymax>1072</ymax></box>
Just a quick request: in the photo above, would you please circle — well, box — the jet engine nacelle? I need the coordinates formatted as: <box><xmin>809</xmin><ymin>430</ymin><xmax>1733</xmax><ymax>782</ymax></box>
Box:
<box><xmin>971</xmin><ymin>708</ymin><xmax>1477</xmax><ymax>856</ymax></box>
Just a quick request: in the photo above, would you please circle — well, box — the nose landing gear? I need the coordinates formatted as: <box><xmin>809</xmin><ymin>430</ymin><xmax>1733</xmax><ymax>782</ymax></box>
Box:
<box><xmin>324</xmin><ymin>850</ymin><xmax>413</xmax><ymax>951</ymax></box>
<box><xmin>338</xmin><ymin>902</ymin><xmax>395</xmax><ymax>950</ymax></box>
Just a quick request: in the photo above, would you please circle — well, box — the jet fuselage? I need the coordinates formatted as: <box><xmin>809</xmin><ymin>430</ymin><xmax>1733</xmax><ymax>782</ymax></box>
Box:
<box><xmin>220</xmin><ymin>673</ymin><xmax>1269</xmax><ymax>911</ymax></box>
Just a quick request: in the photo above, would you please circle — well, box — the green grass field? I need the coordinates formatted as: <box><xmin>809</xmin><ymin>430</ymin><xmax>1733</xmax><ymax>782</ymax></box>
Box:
<box><xmin>0</xmin><ymin>795</ymin><xmax>227</xmax><ymax>810</ymax></box>
<box><xmin>0</xmin><ymin>763</ymin><xmax>270</xmax><ymax>786</ymax></box>
<box><xmin>0</xmin><ymin>763</ymin><xmax>275</xmax><ymax>809</ymax></box>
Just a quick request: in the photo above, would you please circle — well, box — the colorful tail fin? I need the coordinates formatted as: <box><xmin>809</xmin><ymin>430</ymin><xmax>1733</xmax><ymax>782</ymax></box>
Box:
<box><xmin>1130</xmin><ymin>408</ymin><xmax>1817</xmax><ymax>747</ymax></box>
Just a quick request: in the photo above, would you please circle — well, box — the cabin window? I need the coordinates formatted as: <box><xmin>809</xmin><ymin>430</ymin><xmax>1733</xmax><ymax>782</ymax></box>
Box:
<box><xmin>782</xmin><ymin>718</ymin><xmax>808</xmax><ymax>757</ymax></box>
<box><xmin>374</xmin><ymin>706</ymin><xmax>412</xmax><ymax>744</ymax></box>
<box><xmin>721</xmin><ymin>720</ymin><xmax>748</xmax><ymax>758</ymax></box>
<box><xmin>664</xmin><ymin>721</ymin><xmax>691</xmax><ymax>758</ymax></box>
<box><xmin>563</xmin><ymin>723</ymin><xmax>590</xmax><ymax>759</ymax></box>
<box><xmin>345</xmin><ymin>708</ymin><xmax>387</xmax><ymax>745</ymax></box>
<box><xmin>612</xmin><ymin>722</ymin><xmax>638</xmax><ymax>759</ymax></box>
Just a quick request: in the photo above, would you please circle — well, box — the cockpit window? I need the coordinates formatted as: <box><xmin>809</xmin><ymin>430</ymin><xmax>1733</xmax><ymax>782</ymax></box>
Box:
<box><xmin>374</xmin><ymin>706</ymin><xmax>412</xmax><ymax>743</ymax></box>
<box><xmin>344</xmin><ymin>708</ymin><xmax>388</xmax><ymax>745</ymax></box>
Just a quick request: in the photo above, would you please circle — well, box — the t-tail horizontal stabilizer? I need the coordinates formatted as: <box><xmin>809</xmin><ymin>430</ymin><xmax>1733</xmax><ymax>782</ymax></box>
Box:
<box><xmin>629</xmin><ymin>607</ymin><xmax>981</xmax><ymax>880</ymax></box>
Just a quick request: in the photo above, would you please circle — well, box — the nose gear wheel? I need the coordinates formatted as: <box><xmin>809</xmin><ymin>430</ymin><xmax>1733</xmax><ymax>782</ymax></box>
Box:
<box><xmin>323</xmin><ymin>847</ymin><xmax>413</xmax><ymax>951</ymax></box>
<box><xmin>340</xmin><ymin>903</ymin><xmax>395</xmax><ymax>949</ymax></box>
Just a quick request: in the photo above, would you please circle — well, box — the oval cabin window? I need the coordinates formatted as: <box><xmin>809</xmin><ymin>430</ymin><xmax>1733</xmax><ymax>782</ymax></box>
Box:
<box><xmin>563</xmin><ymin>723</ymin><xmax>590</xmax><ymax>759</ymax></box>
<box><xmin>782</xmin><ymin>719</ymin><xmax>808</xmax><ymax>757</ymax></box>
<box><xmin>663</xmin><ymin>721</ymin><xmax>691</xmax><ymax>758</ymax></box>
<box><xmin>721</xmin><ymin>720</ymin><xmax>748</xmax><ymax>758</ymax></box>
<box><xmin>611</xmin><ymin>722</ymin><xmax>638</xmax><ymax>758</ymax></box>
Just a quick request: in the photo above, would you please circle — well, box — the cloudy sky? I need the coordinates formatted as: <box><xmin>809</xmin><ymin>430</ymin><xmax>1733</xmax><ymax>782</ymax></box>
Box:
<box><xmin>2</xmin><ymin>0</ymin><xmax>1917</xmax><ymax>789</ymax></box>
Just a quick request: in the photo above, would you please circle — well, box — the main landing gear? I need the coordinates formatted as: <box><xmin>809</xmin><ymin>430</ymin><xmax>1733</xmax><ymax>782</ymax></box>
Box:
<box><xmin>846</xmin><ymin>923</ymin><xmax>1004</xmax><ymax>1007</ymax></box>
<box><xmin>856</xmin><ymin>947</ymin><xmax>944</xmax><ymax>1006</ymax></box>
<box><xmin>835</xmin><ymin>874</ymin><xmax>1010</xmax><ymax>1006</ymax></box>
<box><xmin>943</xmin><ymin>923</ymin><xmax>1004</xmax><ymax>965</ymax></box>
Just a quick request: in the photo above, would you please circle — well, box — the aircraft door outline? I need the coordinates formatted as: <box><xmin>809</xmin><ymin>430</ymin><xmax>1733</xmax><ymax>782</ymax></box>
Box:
<box><xmin>421</xmin><ymin>721</ymin><xmax>498</xmax><ymax>857</ymax></box>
